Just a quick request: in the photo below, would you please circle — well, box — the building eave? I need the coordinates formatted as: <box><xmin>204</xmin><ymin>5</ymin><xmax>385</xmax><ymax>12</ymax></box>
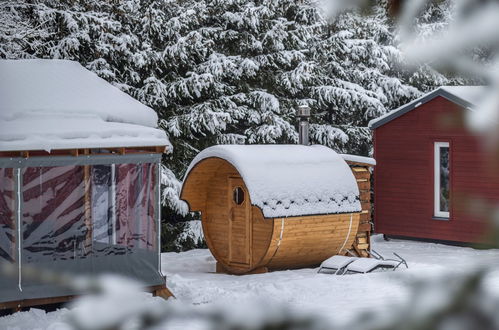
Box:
<box><xmin>369</xmin><ymin>88</ymin><xmax>475</xmax><ymax>130</ymax></box>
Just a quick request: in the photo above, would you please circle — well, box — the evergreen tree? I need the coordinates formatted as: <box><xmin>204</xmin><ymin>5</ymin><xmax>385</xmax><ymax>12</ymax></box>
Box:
<box><xmin>0</xmin><ymin>0</ymin><xmax>465</xmax><ymax>223</ymax></box>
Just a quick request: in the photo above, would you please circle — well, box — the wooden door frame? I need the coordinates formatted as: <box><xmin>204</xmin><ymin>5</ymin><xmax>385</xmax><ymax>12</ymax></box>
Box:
<box><xmin>227</xmin><ymin>176</ymin><xmax>252</xmax><ymax>267</ymax></box>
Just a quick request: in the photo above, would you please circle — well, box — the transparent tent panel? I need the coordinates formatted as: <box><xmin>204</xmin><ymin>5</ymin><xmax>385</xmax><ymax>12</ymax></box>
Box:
<box><xmin>0</xmin><ymin>168</ymin><xmax>19</xmax><ymax>302</ymax></box>
<box><xmin>0</xmin><ymin>168</ymin><xmax>15</xmax><ymax>263</ymax></box>
<box><xmin>0</xmin><ymin>160</ymin><xmax>161</xmax><ymax>303</ymax></box>
<box><xmin>115</xmin><ymin>163</ymin><xmax>157</xmax><ymax>251</ymax></box>
<box><xmin>22</xmin><ymin>165</ymin><xmax>88</xmax><ymax>263</ymax></box>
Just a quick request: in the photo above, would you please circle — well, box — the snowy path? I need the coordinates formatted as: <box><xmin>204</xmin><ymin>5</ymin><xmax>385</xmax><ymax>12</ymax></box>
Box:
<box><xmin>2</xmin><ymin>235</ymin><xmax>499</xmax><ymax>329</ymax></box>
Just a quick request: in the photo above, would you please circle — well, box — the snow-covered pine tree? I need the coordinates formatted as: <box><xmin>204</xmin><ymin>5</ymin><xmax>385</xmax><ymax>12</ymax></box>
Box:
<box><xmin>159</xmin><ymin>0</ymin><xmax>451</xmax><ymax>166</ymax></box>
<box><xmin>0</xmin><ymin>0</ymin><xmax>466</xmax><ymax>228</ymax></box>
<box><xmin>159</xmin><ymin>0</ymin><xmax>313</xmax><ymax>177</ymax></box>
<box><xmin>286</xmin><ymin>2</ymin><xmax>423</xmax><ymax>155</ymax></box>
<box><xmin>400</xmin><ymin>0</ymin><xmax>480</xmax><ymax>91</ymax></box>
<box><xmin>0</xmin><ymin>0</ymin><xmax>187</xmax><ymax>215</ymax></box>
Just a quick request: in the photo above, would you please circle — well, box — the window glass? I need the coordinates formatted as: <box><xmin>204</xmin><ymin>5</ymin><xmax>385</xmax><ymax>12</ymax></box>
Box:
<box><xmin>22</xmin><ymin>166</ymin><xmax>88</xmax><ymax>263</ymax></box>
<box><xmin>233</xmin><ymin>187</ymin><xmax>245</xmax><ymax>205</ymax></box>
<box><xmin>91</xmin><ymin>165</ymin><xmax>114</xmax><ymax>245</ymax></box>
<box><xmin>439</xmin><ymin>146</ymin><xmax>450</xmax><ymax>213</ymax></box>
<box><xmin>115</xmin><ymin>163</ymin><xmax>157</xmax><ymax>251</ymax></box>
<box><xmin>0</xmin><ymin>168</ymin><xmax>16</xmax><ymax>263</ymax></box>
<box><xmin>434</xmin><ymin>142</ymin><xmax>450</xmax><ymax>218</ymax></box>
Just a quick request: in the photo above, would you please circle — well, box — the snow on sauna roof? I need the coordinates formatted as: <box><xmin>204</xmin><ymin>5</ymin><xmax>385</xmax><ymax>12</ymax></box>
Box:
<box><xmin>369</xmin><ymin>85</ymin><xmax>487</xmax><ymax>129</ymax></box>
<box><xmin>0</xmin><ymin>59</ymin><xmax>169</xmax><ymax>152</ymax></box>
<box><xmin>340</xmin><ymin>154</ymin><xmax>376</xmax><ymax>166</ymax></box>
<box><xmin>186</xmin><ymin>144</ymin><xmax>361</xmax><ymax>218</ymax></box>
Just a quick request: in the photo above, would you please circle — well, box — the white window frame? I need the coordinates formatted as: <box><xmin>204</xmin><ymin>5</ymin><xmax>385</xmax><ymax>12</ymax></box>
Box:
<box><xmin>434</xmin><ymin>142</ymin><xmax>450</xmax><ymax>219</ymax></box>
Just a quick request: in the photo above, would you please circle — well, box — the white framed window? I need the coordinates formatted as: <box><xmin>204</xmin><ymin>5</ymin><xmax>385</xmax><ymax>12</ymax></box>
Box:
<box><xmin>434</xmin><ymin>142</ymin><xmax>450</xmax><ymax>218</ymax></box>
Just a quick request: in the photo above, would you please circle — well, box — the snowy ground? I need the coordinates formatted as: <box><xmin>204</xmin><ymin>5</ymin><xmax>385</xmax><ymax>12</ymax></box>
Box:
<box><xmin>2</xmin><ymin>235</ymin><xmax>499</xmax><ymax>329</ymax></box>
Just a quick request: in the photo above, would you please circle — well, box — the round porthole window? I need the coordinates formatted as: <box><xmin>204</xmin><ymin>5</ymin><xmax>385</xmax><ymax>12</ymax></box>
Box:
<box><xmin>233</xmin><ymin>187</ymin><xmax>245</xmax><ymax>205</ymax></box>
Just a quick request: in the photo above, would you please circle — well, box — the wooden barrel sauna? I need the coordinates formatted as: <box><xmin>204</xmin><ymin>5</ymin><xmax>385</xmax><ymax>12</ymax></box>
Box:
<box><xmin>181</xmin><ymin>145</ymin><xmax>363</xmax><ymax>274</ymax></box>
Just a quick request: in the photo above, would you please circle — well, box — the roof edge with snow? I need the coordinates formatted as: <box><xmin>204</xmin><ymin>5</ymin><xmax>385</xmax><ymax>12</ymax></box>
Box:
<box><xmin>0</xmin><ymin>59</ymin><xmax>170</xmax><ymax>152</ymax></box>
<box><xmin>368</xmin><ymin>86</ymin><xmax>483</xmax><ymax>130</ymax></box>
<box><xmin>340</xmin><ymin>154</ymin><xmax>376</xmax><ymax>166</ymax></box>
<box><xmin>183</xmin><ymin>145</ymin><xmax>362</xmax><ymax>218</ymax></box>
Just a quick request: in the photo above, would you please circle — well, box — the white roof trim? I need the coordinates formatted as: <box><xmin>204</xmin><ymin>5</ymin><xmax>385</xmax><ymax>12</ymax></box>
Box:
<box><xmin>369</xmin><ymin>86</ymin><xmax>486</xmax><ymax>129</ymax></box>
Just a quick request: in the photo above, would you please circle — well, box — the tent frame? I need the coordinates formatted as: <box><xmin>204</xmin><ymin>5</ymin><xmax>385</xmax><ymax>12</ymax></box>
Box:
<box><xmin>0</xmin><ymin>150</ymin><xmax>171</xmax><ymax>312</ymax></box>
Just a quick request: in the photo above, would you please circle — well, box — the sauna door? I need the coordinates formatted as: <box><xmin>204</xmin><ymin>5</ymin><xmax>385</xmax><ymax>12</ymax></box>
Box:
<box><xmin>228</xmin><ymin>177</ymin><xmax>251</xmax><ymax>266</ymax></box>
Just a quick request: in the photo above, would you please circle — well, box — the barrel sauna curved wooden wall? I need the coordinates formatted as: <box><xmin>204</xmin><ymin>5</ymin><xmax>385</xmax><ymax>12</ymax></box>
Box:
<box><xmin>181</xmin><ymin>157</ymin><xmax>361</xmax><ymax>274</ymax></box>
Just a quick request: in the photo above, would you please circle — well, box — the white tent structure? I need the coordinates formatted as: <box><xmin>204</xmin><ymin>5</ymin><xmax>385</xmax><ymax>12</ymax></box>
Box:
<box><xmin>0</xmin><ymin>59</ymin><xmax>170</xmax><ymax>309</ymax></box>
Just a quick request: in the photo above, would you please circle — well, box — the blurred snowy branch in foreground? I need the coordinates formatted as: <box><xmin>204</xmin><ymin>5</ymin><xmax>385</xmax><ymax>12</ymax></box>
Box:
<box><xmin>2</xmin><ymin>1</ymin><xmax>499</xmax><ymax>329</ymax></box>
<box><xmin>0</xmin><ymin>260</ymin><xmax>327</xmax><ymax>330</ymax></box>
<box><xmin>396</xmin><ymin>0</ymin><xmax>499</xmax><ymax>139</ymax></box>
<box><xmin>3</xmin><ymin>247</ymin><xmax>499</xmax><ymax>330</ymax></box>
<box><xmin>63</xmin><ymin>271</ymin><xmax>499</xmax><ymax>330</ymax></box>
<box><xmin>324</xmin><ymin>0</ymin><xmax>499</xmax><ymax>140</ymax></box>
<box><xmin>403</xmin><ymin>1</ymin><xmax>499</xmax><ymax>140</ymax></box>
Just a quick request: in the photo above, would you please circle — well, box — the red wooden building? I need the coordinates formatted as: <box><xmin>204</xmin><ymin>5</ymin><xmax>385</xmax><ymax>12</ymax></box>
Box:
<box><xmin>369</xmin><ymin>86</ymin><xmax>498</xmax><ymax>244</ymax></box>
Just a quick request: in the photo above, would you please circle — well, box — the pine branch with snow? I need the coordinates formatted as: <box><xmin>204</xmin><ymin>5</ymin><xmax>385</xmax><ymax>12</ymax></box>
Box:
<box><xmin>0</xmin><ymin>0</ymin><xmax>473</xmax><ymax>220</ymax></box>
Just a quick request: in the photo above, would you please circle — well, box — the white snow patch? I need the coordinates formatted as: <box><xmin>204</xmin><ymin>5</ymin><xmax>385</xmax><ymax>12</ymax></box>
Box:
<box><xmin>0</xmin><ymin>59</ymin><xmax>169</xmax><ymax>151</ymax></box>
<box><xmin>161</xmin><ymin>236</ymin><xmax>499</xmax><ymax>326</ymax></box>
<box><xmin>0</xmin><ymin>112</ymin><xmax>169</xmax><ymax>152</ymax></box>
<box><xmin>184</xmin><ymin>144</ymin><xmax>361</xmax><ymax>218</ymax></box>
<box><xmin>340</xmin><ymin>153</ymin><xmax>376</xmax><ymax>166</ymax></box>
<box><xmin>368</xmin><ymin>85</ymin><xmax>487</xmax><ymax>129</ymax></box>
<box><xmin>441</xmin><ymin>86</ymin><xmax>487</xmax><ymax>105</ymax></box>
<box><xmin>0</xmin><ymin>308</ymin><xmax>69</xmax><ymax>330</ymax></box>
<box><xmin>178</xmin><ymin>220</ymin><xmax>204</xmax><ymax>243</ymax></box>
<box><xmin>2</xmin><ymin>236</ymin><xmax>499</xmax><ymax>329</ymax></box>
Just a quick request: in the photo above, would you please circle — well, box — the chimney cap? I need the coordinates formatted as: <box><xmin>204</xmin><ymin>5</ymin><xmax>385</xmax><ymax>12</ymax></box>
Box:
<box><xmin>296</xmin><ymin>104</ymin><xmax>311</xmax><ymax>118</ymax></box>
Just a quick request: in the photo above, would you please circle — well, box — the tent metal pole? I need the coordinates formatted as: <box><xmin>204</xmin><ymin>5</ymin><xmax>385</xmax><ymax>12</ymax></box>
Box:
<box><xmin>111</xmin><ymin>164</ymin><xmax>117</xmax><ymax>245</ymax></box>
<box><xmin>16</xmin><ymin>168</ymin><xmax>22</xmax><ymax>292</ymax></box>
<box><xmin>156</xmin><ymin>163</ymin><xmax>162</xmax><ymax>275</ymax></box>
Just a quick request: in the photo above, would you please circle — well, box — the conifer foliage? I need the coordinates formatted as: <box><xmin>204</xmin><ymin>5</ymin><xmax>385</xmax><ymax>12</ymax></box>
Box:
<box><xmin>0</xmin><ymin>0</ymin><xmax>455</xmax><ymax>218</ymax></box>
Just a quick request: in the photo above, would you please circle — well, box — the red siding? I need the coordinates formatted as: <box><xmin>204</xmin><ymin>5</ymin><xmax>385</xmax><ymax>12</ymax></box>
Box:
<box><xmin>374</xmin><ymin>96</ymin><xmax>499</xmax><ymax>243</ymax></box>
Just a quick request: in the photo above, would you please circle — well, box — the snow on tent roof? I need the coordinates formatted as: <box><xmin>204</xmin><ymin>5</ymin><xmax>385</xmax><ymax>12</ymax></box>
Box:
<box><xmin>0</xmin><ymin>59</ymin><xmax>169</xmax><ymax>152</ymax></box>
<box><xmin>369</xmin><ymin>85</ymin><xmax>487</xmax><ymax>129</ymax></box>
<box><xmin>185</xmin><ymin>144</ymin><xmax>361</xmax><ymax>218</ymax></box>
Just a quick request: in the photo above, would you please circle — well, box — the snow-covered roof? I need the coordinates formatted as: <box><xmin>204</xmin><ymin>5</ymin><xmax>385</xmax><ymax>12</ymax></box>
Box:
<box><xmin>0</xmin><ymin>59</ymin><xmax>169</xmax><ymax>152</ymax></box>
<box><xmin>340</xmin><ymin>154</ymin><xmax>376</xmax><ymax>166</ymax></box>
<box><xmin>185</xmin><ymin>144</ymin><xmax>361</xmax><ymax>218</ymax></box>
<box><xmin>369</xmin><ymin>86</ymin><xmax>487</xmax><ymax>129</ymax></box>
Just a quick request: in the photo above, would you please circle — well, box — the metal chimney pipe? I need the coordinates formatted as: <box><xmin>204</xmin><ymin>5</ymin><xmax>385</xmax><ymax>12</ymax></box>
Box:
<box><xmin>296</xmin><ymin>105</ymin><xmax>311</xmax><ymax>146</ymax></box>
